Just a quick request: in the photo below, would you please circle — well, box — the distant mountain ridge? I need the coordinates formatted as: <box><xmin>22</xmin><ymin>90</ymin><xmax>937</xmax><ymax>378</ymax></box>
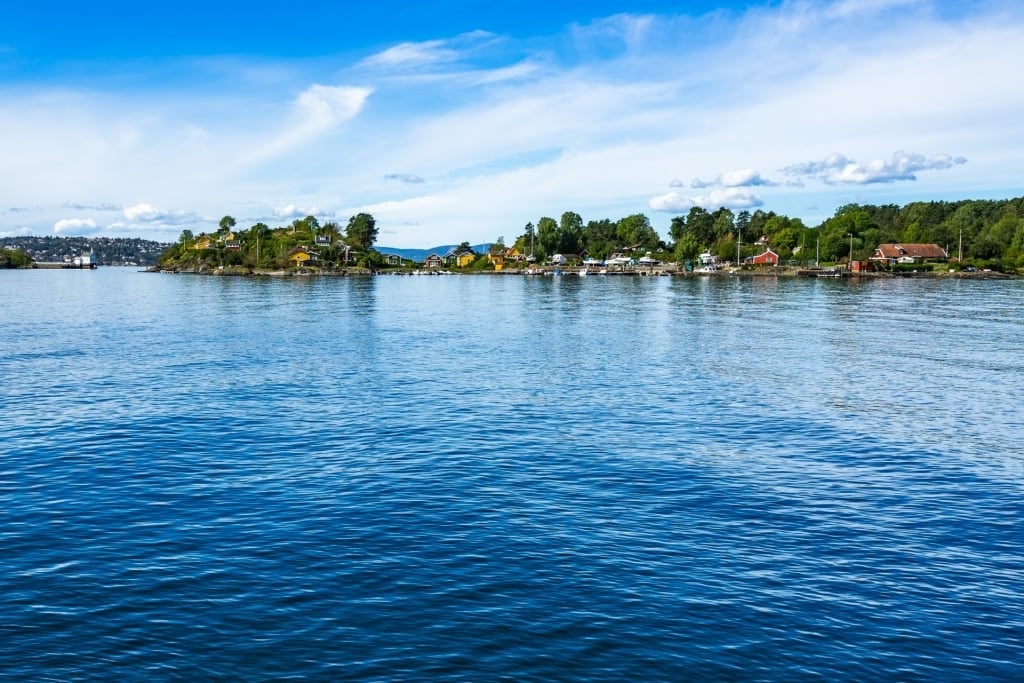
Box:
<box><xmin>375</xmin><ymin>243</ymin><xmax>491</xmax><ymax>263</ymax></box>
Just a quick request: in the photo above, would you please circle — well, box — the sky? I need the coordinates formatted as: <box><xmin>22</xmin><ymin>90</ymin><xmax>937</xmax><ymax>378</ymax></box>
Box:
<box><xmin>1</xmin><ymin>0</ymin><xmax>1022</xmax><ymax>247</ymax></box>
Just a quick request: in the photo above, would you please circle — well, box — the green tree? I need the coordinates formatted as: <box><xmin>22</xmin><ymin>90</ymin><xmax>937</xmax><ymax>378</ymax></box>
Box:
<box><xmin>537</xmin><ymin>216</ymin><xmax>558</xmax><ymax>258</ymax></box>
<box><xmin>179</xmin><ymin>229</ymin><xmax>194</xmax><ymax>244</ymax></box>
<box><xmin>674</xmin><ymin>233</ymin><xmax>700</xmax><ymax>264</ymax></box>
<box><xmin>218</xmin><ymin>215</ymin><xmax>236</xmax><ymax>234</ymax></box>
<box><xmin>345</xmin><ymin>213</ymin><xmax>378</xmax><ymax>251</ymax></box>
<box><xmin>616</xmin><ymin>214</ymin><xmax>659</xmax><ymax>251</ymax></box>
<box><xmin>558</xmin><ymin>211</ymin><xmax>583</xmax><ymax>254</ymax></box>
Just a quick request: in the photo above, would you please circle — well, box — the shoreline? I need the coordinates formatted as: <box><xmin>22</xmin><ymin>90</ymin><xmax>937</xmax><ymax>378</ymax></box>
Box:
<box><xmin>147</xmin><ymin>264</ymin><xmax>1017</xmax><ymax>280</ymax></box>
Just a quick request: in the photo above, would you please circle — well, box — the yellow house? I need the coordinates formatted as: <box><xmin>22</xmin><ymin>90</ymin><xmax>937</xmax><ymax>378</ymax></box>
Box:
<box><xmin>504</xmin><ymin>246</ymin><xmax>522</xmax><ymax>260</ymax></box>
<box><xmin>488</xmin><ymin>245</ymin><xmax>506</xmax><ymax>271</ymax></box>
<box><xmin>456</xmin><ymin>251</ymin><xmax>476</xmax><ymax>268</ymax></box>
<box><xmin>192</xmin><ymin>234</ymin><xmax>212</xmax><ymax>250</ymax></box>
<box><xmin>289</xmin><ymin>246</ymin><xmax>317</xmax><ymax>267</ymax></box>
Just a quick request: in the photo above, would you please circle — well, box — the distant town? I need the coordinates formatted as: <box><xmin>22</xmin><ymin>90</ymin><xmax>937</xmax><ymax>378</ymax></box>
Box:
<box><xmin>1</xmin><ymin>235</ymin><xmax>171</xmax><ymax>267</ymax></box>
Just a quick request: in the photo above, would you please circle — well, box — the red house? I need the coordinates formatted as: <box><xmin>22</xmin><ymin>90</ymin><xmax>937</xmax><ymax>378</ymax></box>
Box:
<box><xmin>746</xmin><ymin>248</ymin><xmax>780</xmax><ymax>266</ymax></box>
<box><xmin>423</xmin><ymin>253</ymin><xmax>443</xmax><ymax>268</ymax></box>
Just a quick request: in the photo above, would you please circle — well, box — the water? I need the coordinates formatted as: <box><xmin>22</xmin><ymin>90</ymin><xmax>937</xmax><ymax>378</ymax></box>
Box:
<box><xmin>2</xmin><ymin>269</ymin><xmax>1022</xmax><ymax>680</ymax></box>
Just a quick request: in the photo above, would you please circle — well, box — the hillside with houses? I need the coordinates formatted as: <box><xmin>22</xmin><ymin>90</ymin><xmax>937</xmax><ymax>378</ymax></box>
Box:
<box><xmin>147</xmin><ymin>196</ymin><xmax>1024</xmax><ymax>275</ymax></box>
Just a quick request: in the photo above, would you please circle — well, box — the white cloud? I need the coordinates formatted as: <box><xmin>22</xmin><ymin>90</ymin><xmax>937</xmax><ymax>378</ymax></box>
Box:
<box><xmin>0</xmin><ymin>226</ymin><xmax>34</xmax><ymax>237</ymax></box>
<box><xmin>123</xmin><ymin>203</ymin><xmax>163</xmax><ymax>221</ymax></box>
<box><xmin>53</xmin><ymin>218</ymin><xmax>98</xmax><ymax>234</ymax></box>
<box><xmin>784</xmin><ymin>151</ymin><xmax>967</xmax><ymax>184</ymax></box>
<box><xmin>718</xmin><ymin>169</ymin><xmax>776</xmax><ymax>187</ymax></box>
<box><xmin>273</xmin><ymin>204</ymin><xmax>321</xmax><ymax>219</ymax></box>
<box><xmin>360</xmin><ymin>40</ymin><xmax>457</xmax><ymax>68</ymax></box>
<box><xmin>62</xmin><ymin>201</ymin><xmax>122</xmax><ymax>211</ymax></box>
<box><xmin>648</xmin><ymin>188</ymin><xmax>764</xmax><ymax>212</ymax></box>
<box><xmin>122</xmin><ymin>203</ymin><xmax>197</xmax><ymax>224</ymax></box>
<box><xmin>243</xmin><ymin>84</ymin><xmax>373</xmax><ymax>165</ymax></box>
<box><xmin>690</xmin><ymin>169</ymin><xmax>778</xmax><ymax>188</ymax></box>
<box><xmin>358</xmin><ymin>31</ymin><xmax>497</xmax><ymax>70</ymax></box>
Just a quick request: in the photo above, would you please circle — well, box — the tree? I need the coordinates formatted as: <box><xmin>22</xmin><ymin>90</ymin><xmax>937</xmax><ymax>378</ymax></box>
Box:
<box><xmin>218</xmin><ymin>215</ymin><xmax>236</xmax><ymax>234</ymax></box>
<box><xmin>684</xmin><ymin>207</ymin><xmax>714</xmax><ymax>247</ymax></box>
<box><xmin>557</xmin><ymin>211</ymin><xmax>583</xmax><ymax>254</ymax></box>
<box><xmin>674</xmin><ymin>233</ymin><xmax>700</xmax><ymax>264</ymax></box>
<box><xmin>537</xmin><ymin>216</ymin><xmax>558</xmax><ymax>258</ymax></box>
<box><xmin>617</xmin><ymin>214</ymin><xmax>659</xmax><ymax>251</ymax></box>
<box><xmin>179</xmin><ymin>229</ymin><xmax>194</xmax><ymax>244</ymax></box>
<box><xmin>345</xmin><ymin>213</ymin><xmax>378</xmax><ymax>251</ymax></box>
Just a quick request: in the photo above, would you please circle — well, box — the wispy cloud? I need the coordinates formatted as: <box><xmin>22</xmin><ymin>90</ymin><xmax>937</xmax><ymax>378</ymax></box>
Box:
<box><xmin>358</xmin><ymin>31</ymin><xmax>497</xmax><ymax>70</ymax></box>
<box><xmin>385</xmin><ymin>173</ymin><xmax>425</xmax><ymax>184</ymax></box>
<box><xmin>242</xmin><ymin>84</ymin><xmax>373</xmax><ymax>166</ymax></box>
<box><xmin>62</xmin><ymin>201</ymin><xmax>122</xmax><ymax>211</ymax></box>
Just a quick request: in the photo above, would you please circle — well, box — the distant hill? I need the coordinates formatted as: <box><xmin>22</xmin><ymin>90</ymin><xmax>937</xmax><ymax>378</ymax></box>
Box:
<box><xmin>376</xmin><ymin>243</ymin><xmax>491</xmax><ymax>262</ymax></box>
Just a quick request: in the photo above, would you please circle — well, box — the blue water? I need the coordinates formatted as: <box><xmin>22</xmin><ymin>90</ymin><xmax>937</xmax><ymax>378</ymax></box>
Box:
<box><xmin>2</xmin><ymin>269</ymin><xmax>1022</xmax><ymax>680</ymax></box>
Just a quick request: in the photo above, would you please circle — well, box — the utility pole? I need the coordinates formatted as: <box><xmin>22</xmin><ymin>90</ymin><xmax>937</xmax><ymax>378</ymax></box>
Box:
<box><xmin>736</xmin><ymin>226</ymin><xmax>742</xmax><ymax>266</ymax></box>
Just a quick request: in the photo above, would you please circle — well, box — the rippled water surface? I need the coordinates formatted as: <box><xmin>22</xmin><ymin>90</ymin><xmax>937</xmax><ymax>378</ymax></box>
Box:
<box><xmin>2</xmin><ymin>269</ymin><xmax>1022</xmax><ymax>680</ymax></box>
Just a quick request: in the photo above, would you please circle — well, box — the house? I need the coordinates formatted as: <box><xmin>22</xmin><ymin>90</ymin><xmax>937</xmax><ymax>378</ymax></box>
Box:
<box><xmin>488</xmin><ymin>245</ymin><xmax>506</xmax><ymax>271</ymax></box>
<box><xmin>423</xmin><ymin>253</ymin><xmax>443</xmax><ymax>268</ymax></box>
<box><xmin>193</xmin><ymin>234</ymin><xmax>212</xmax><ymax>250</ymax></box>
<box><xmin>289</xmin><ymin>246</ymin><xmax>318</xmax><ymax>267</ymax></box>
<box><xmin>504</xmin><ymin>246</ymin><xmax>524</xmax><ymax>261</ymax></box>
<box><xmin>382</xmin><ymin>253</ymin><xmax>402</xmax><ymax>266</ymax></box>
<box><xmin>315</xmin><ymin>234</ymin><xmax>331</xmax><ymax>247</ymax></box>
<box><xmin>225</xmin><ymin>239</ymin><xmax>241</xmax><ymax>251</ymax></box>
<box><xmin>870</xmin><ymin>243</ymin><xmax>947</xmax><ymax>266</ymax></box>
<box><xmin>456</xmin><ymin>250</ymin><xmax>476</xmax><ymax>268</ymax></box>
<box><xmin>747</xmin><ymin>248</ymin><xmax>780</xmax><ymax>266</ymax></box>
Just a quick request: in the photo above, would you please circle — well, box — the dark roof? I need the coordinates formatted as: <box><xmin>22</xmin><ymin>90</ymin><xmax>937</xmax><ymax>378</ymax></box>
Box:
<box><xmin>873</xmin><ymin>243</ymin><xmax>947</xmax><ymax>260</ymax></box>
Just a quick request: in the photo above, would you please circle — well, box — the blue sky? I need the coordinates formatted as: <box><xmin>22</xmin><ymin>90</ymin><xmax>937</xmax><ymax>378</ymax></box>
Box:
<box><xmin>2</xmin><ymin>0</ymin><xmax>1021</xmax><ymax>246</ymax></box>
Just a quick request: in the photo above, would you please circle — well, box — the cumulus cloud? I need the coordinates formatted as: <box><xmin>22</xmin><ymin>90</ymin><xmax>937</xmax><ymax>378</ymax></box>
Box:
<box><xmin>718</xmin><ymin>168</ymin><xmax>777</xmax><ymax>187</ymax></box>
<box><xmin>784</xmin><ymin>151</ymin><xmax>967</xmax><ymax>184</ymax></box>
<box><xmin>122</xmin><ymin>203</ymin><xmax>196</xmax><ymax>224</ymax></box>
<box><xmin>273</xmin><ymin>204</ymin><xmax>322</xmax><ymax>219</ymax></box>
<box><xmin>649</xmin><ymin>188</ymin><xmax>764</xmax><ymax>212</ymax></box>
<box><xmin>385</xmin><ymin>173</ymin><xmax>425</xmax><ymax>184</ymax></box>
<box><xmin>62</xmin><ymin>201</ymin><xmax>122</xmax><ymax>211</ymax></box>
<box><xmin>53</xmin><ymin>218</ymin><xmax>98</xmax><ymax>234</ymax></box>
<box><xmin>689</xmin><ymin>169</ymin><xmax>777</xmax><ymax>189</ymax></box>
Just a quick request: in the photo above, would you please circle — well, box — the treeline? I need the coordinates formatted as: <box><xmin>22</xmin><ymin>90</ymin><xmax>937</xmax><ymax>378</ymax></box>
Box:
<box><xmin>513</xmin><ymin>197</ymin><xmax>1024</xmax><ymax>270</ymax></box>
<box><xmin>159</xmin><ymin>214</ymin><xmax>380</xmax><ymax>270</ymax></box>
